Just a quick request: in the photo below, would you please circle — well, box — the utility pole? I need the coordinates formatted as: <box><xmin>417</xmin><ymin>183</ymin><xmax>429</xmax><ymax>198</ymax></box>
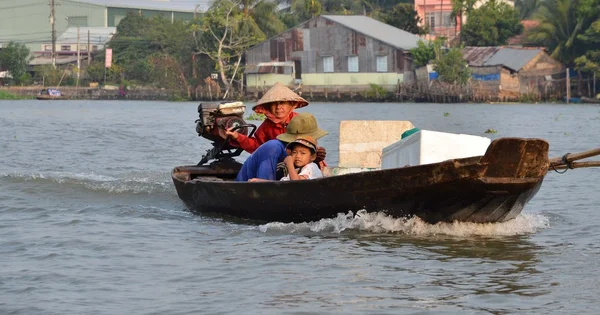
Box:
<box><xmin>566</xmin><ymin>68</ymin><xmax>571</xmax><ymax>104</ymax></box>
<box><xmin>87</xmin><ymin>29</ymin><xmax>91</xmax><ymax>65</ymax></box>
<box><xmin>50</xmin><ymin>0</ymin><xmax>56</xmax><ymax>68</ymax></box>
<box><xmin>76</xmin><ymin>26</ymin><xmax>80</xmax><ymax>87</ymax></box>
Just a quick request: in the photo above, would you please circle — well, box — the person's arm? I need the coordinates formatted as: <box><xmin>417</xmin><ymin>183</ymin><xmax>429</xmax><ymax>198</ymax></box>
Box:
<box><xmin>227</xmin><ymin>124</ymin><xmax>267</xmax><ymax>153</ymax></box>
<box><xmin>284</xmin><ymin>156</ymin><xmax>306</xmax><ymax>180</ymax></box>
<box><xmin>249</xmin><ymin>178</ymin><xmax>271</xmax><ymax>182</ymax></box>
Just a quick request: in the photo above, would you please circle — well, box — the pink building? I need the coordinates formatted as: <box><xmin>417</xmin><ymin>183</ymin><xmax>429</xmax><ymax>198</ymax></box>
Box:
<box><xmin>414</xmin><ymin>0</ymin><xmax>460</xmax><ymax>40</ymax></box>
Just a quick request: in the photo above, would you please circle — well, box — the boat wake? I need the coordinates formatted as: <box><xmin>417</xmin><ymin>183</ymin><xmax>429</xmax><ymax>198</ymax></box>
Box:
<box><xmin>1</xmin><ymin>171</ymin><xmax>174</xmax><ymax>195</ymax></box>
<box><xmin>259</xmin><ymin>210</ymin><xmax>550</xmax><ymax>237</ymax></box>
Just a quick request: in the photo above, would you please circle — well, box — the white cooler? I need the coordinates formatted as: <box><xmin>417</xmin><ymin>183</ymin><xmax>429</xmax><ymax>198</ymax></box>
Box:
<box><xmin>381</xmin><ymin>130</ymin><xmax>491</xmax><ymax>169</ymax></box>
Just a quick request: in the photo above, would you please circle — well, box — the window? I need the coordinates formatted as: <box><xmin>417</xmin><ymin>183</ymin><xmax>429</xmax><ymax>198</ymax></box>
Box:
<box><xmin>67</xmin><ymin>16</ymin><xmax>88</xmax><ymax>27</ymax></box>
<box><xmin>323</xmin><ymin>56</ymin><xmax>334</xmax><ymax>73</ymax></box>
<box><xmin>80</xmin><ymin>45</ymin><xmax>88</xmax><ymax>52</ymax></box>
<box><xmin>61</xmin><ymin>45</ymin><xmax>71</xmax><ymax>51</ymax></box>
<box><xmin>92</xmin><ymin>45</ymin><xmax>98</xmax><ymax>51</ymax></box>
<box><xmin>44</xmin><ymin>45</ymin><xmax>52</xmax><ymax>51</ymax></box>
<box><xmin>425</xmin><ymin>12</ymin><xmax>435</xmax><ymax>29</ymax></box>
<box><xmin>376</xmin><ymin>55</ymin><xmax>387</xmax><ymax>72</ymax></box>
<box><xmin>348</xmin><ymin>56</ymin><xmax>358</xmax><ymax>72</ymax></box>
<box><xmin>425</xmin><ymin>12</ymin><xmax>455</xmax><ymax>29</ymax></box>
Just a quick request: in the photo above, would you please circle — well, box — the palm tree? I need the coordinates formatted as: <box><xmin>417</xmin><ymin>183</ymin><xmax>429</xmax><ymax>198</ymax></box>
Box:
<box><xmin>239</xmin><ymin>0</ymin><xmax>287</xmax><ymax>38</ymax></box>
<box><xmin>449</xmin><ymin>0</ymin><xmax>476</xmax><ymax>44</ymax></box>
<box><xmin>528</xmin><ymin>0</ymin><xmax>592</xmax><ymax>64</ymax></box>
<box><xmin>514</xmin><ymin>0</ymin><xmax>542</xmax><ymax>20</ymax></box>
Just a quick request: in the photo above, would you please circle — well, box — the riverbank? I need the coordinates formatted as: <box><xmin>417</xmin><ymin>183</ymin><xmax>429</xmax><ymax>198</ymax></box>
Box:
<box><xmin>1</xmin><ymin>86</ymin><xmax>586</xmax><ymax>104</ymax></box>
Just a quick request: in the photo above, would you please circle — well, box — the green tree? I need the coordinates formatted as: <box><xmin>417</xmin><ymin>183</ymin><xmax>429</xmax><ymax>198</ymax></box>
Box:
<box><xmin>514</xmin><ymin>0</ymin><xmax>542</xmax><ymax>19</ymax></box>
<box><xmin>575</xmin><ymin>18</ymin><xmax>600</xmax><ymax>73</ymax></box>
<box><xmin>0</xmin><ymin>42</ymin><xmax>33</xmax><ymax>85</ymax></box>
<box><xmin>410</xmin><ymin>40</ymin><xmax>442</xmax><ymax>67</ymax></box>
<box><xmin>434</xmin><ymin>47</ymin><xmax>471</xmax><ymax>85</ymax></box>
<box><xmin>197</xmin><ymin>0</ymin><xmax>266</xmax><ymax>98</ymax></box>
<box><xmin>461</xmin><ymin>0</ymin><xmax>523</xmax><ymax>46</ymax></box>
<box><xmin>528</xmin><ymin>0</ymin><xmax>596</xmax><ymax>64</ymax></box>
<box><xmin>450</xmin><ymin>0</ymin><xmax>476</xmax><ymax>42</ymax></box>
<box><xmin>381</xmin><ymin>3</ymin><xmax>426</xmax><ymax>35</ymax></box>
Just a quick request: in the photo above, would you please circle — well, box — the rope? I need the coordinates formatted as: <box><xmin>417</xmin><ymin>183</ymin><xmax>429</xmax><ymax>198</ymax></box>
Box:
<box><xmin>551</xmin><ymin>153</ymin><xmax>573</xmax><ymax>174</ymax></box>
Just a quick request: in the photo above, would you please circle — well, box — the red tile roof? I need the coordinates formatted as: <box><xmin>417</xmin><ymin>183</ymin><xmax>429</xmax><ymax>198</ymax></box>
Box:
<box><xmin>507</xmin><ymin>20</ymin><xmax>540</xmax><ymax>46</ymax></box>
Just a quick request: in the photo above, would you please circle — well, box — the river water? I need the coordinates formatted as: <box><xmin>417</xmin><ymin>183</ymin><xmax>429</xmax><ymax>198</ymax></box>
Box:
<box><xmin>1</xmin><ymin>100</ymin><xmax>599</xmax><ymax>314</ymax></box>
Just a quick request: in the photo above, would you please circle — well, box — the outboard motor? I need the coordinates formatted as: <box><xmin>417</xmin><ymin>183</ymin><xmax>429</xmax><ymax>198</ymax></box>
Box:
<box><xmin>195</xmin><ymin>101</ymin><xmax>256</xmax><ymax>166</ymax></box>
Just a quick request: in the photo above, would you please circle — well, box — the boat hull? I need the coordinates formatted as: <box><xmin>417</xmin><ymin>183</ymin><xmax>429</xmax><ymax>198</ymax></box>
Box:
<box><xmin>36</xmin><ymin>95</ymin><xmax>64</xmax><ymax>100</ymax></box>
<box><xmin>172</xmin><ymin>138</ymin><xmax>549</xmax><ymax>224</ymax></box>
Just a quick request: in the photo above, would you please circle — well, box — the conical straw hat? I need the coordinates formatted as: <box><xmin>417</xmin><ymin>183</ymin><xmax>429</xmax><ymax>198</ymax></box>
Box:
<box><xmin>253</xmin><ymin>82</ymin><xmax>308</xmax><ymax>111</ymax></box>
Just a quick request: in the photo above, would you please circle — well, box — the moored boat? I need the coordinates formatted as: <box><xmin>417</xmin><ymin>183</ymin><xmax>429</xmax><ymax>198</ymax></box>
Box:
<box><xmin>581</xmin><ymin>96</ymin><xmax>600</xmax><ymax>104</ymax></box>
<box><xmin>36</xmin><ymin>88</ymin><xmax>64</xmax><ymax>100</ymax></box>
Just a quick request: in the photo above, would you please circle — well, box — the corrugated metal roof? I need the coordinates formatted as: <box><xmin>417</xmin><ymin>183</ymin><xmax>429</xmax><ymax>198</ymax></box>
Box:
<box><xmin>461</xmin><ymin>47</ymin><xmax>500</xmax><ymax>66</ymax></box>
<box><xmin>483</xmin><ymin>48</ymin><xmax>542</xmax><ymax>71</ymax></box>
<box><xmin>321</xmin><ymin>15</ymin><xmax>425</xmax><ymax>51</ymax></box>
<box><xmin>57</xmin><ymin>27</ymin><xmax>116</xmax><ymax>45</ymax></box>
<box><xmin>30</xmin><ymin>56</ymin><xmax>86</xmax><ymax>66</ymax></box>
<box><xmin>73</xmin><ymin>0</ymin><xmax>210</xmax><ymax>12</ymax></box>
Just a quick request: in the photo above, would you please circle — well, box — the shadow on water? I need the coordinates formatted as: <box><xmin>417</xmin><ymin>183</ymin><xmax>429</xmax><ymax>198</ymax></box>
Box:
<box><xmin>344</xmin><ymin>233</ymin><xmax>551</xmax><ymax>298</ymax></box>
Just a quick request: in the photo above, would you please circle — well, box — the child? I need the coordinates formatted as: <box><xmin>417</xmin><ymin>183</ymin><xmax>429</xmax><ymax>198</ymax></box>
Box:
<box><xmin>280</xmin><ymin>135</ymin><xmax>323</xmax><ymax>181</ymax></box>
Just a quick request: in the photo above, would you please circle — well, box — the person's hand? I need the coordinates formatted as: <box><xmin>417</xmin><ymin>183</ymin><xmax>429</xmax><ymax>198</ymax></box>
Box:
<box><xmin>225</xmin><ymin>127</ymin><xmax>239</xmax><ymax>140</ymax></box>
<box><xmin>249</xmin><ymin>178</ymin><xmax>260</xmax><ymax>182</ymax></box>
<box><xmin>315</xmin><ymin>146</ymin><xmax>327</xmax><ymax>162</ymax></box>
<box><xmin>284</xmin><ymin>155</ymin><xmax>295</xmax><ymax>166</ymax></box>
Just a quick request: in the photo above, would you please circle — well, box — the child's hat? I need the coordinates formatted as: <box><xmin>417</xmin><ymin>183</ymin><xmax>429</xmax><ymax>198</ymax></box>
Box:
<box><xmin>286</xmin><ymin>135</ymin><xmax>318</xmax><ymax>153</ymax></box>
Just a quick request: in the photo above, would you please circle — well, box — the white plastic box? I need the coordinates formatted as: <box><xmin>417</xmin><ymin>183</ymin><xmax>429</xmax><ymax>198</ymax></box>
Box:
<box><xmin>381</xmin><ymin>130</ymin><xmax>491</xmax><ymax>169</ymax></box>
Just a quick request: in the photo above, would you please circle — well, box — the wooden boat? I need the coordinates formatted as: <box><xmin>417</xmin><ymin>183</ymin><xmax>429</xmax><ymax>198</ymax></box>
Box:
<box><xmin>581</xmin><ymin>96</ymin><xmax>600</xmax><ymax>104</ymax></box>
<box><xmin>36</xmin><ymin>88</ymin><xmax>64</xmax><ymax>100</ymax></box>
<box><xmin>172</xmin><ymin>137</ymin><xmax>551</xmax><ymax>224</ymax></box>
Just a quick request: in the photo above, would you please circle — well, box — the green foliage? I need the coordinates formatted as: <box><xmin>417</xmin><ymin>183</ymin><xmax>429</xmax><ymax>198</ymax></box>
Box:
<box><xmin>363</xmin><ymin>83</ymin><xmax>390</xmax><ymax>99</ymax></box>
<box><xmin>0</xmin><ymin>42</ymin><xmax>33</xmax><ymax>85</ymax></box>
<box><xmin>484</xmin><ymin>128</ymin><xmax>498</xmax><ymax>134</ymax></box>
<box><xmin>305</xmin><ymin>0</ymin><xmax>323</xmax><ymax>17</ymax></box>
<box><xmin>411</xmin><ymin>41</ymin><xmax>435</xmax><ymax>67</ymax></box>
<box><xmin>0</xmin><ymin>90</ymin><xmax>25</xmax><ymax>100</ymax></box>
<box><xmin>514</xmin><ymin>0</ymin><xmax>542</xmax><ymax>19</ymax></box>
<box><xmin>410</xmin><ymin>39</ymin><xmax>444</xmax><ymax>67</ymax></box>
<box><xmin>86</xmin><ymin>62</ymin><xmax>106</xmax><ymax>83</ymax></box>
<box><xmin>461</xmin><ymin>1</ymin><xmax>523</xmax><ymax>46</ymax></box>
<box><xmin>33</xmin><ymin>65</ymin><xmax>62</xmax><ymax>86</ymax></box>
<box><xmin>380</xmin><ymin>3</ymin><xmax>426</xmax><ymax>35</ymax></box>
<box><xmin>528</xmin><ymin>0</ymin><xmax>593</xmax><ymax>64</ymax></box>
<box><xmin>434</xmin><ymin>48</ymin><xmax>471</xmax><ymax>85</ymax></box>
<box><xmin>245</xmin><ymin>112</ymin><xmax>266</xmax><ymax>120</ymax></box>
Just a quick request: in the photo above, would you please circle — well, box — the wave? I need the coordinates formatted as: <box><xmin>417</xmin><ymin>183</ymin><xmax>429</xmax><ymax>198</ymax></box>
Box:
<box><xmin>1</xmin><ymin>171</ymin><xmax>175</xmax><ymax>195</ymax></box>
<box><xmin>258</xmin><ymin>210</ymin><xmax>549</xmax><ymax>237</ymax></box>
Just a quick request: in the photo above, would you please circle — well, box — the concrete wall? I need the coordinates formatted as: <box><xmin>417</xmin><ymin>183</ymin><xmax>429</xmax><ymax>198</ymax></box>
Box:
<box><xmin>0</xmin><ymin>1</ymin><xmax>194</xmax><ymax>54</ymax></box>
<box><xmin>0</xmin><ymin>0</ymin><xmax>105</xmax><ymax>53</ymax></box>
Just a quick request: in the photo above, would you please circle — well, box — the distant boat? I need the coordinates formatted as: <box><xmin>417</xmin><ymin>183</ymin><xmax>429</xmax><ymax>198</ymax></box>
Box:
<box><xmin>36</xmin><ymin>88</ymin><xmax>64</xmax><ymax>100</ymax></box>
<box><xmin>581</xmin><ymin>96</ymin><xmax>600</xmax><ymax>104</ymax></box>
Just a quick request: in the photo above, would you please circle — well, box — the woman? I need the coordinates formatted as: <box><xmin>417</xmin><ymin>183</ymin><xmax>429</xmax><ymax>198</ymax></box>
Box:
<box><xmin>225</xmin><ymin>82</ymin><xmax>326</xmax><ymax>164</ymax></box>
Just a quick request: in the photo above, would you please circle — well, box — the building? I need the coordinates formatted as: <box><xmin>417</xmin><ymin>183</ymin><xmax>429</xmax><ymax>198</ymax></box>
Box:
<box><xmin>0</xmin><ymin>0</ymin><xmax>208</xmax><ymax>54</ymax></box>
<box><xmin>244</xmin><ymin>15</ymin><xmax>424</xmax><ymax>96</ymax></box>
<box><xmin>29</xmin><ymin>27</ymin><xmax>116</xmax><ymax>68</ymax></box>
<box><xmin>462</xmin><ymin>46</ymin><xmax>565</xmax><ymax>100</ymax></box>
<box><xmin>414</xmin><ymin>0</ymin><xmax>514</xmax><ymax>41</ymax></box>
<box><xmin>507</xmin><ymin>20</ymin><xmax>540</xmax><ymax>47</ymax></box>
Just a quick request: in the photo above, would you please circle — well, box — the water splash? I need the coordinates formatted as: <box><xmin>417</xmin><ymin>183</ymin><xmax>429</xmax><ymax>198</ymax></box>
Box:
<box><xmin>259</xmin><ymin>210</ymin><xmax>550</xmax><ymax>237</ymax></box>
<box><xmin>1</xmin><ymin>171</ymin><xmax>173</xmax><ymax>195</ymax></box>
